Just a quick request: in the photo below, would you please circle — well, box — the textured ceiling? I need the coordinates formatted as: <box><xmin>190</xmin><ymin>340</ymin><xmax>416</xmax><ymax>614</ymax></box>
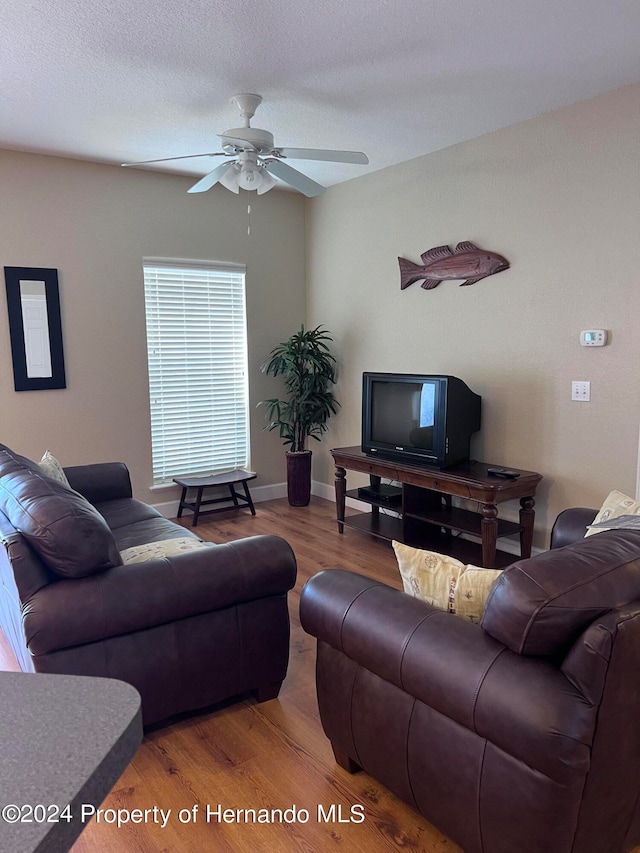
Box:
<box><xmin>1</xmin><ymin>0</ymin><xmax>639</xmax><ymax>191</ymax></box>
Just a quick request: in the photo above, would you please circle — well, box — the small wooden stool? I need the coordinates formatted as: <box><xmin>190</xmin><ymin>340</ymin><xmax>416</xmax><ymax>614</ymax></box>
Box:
<box><xmin>174</xmin><ymin>470</ymin><xmax>257</xmax><ymax>527</ymax></box>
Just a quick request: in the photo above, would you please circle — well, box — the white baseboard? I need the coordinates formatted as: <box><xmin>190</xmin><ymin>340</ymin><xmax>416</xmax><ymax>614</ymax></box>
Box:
<box><xmin>152</xmin><ymin>481</ymin><xmax>288</xmax><ymax>518</ymax></box>
<box><xmin>311</xmin><ymin>479</ymin><xmax>374</xmax><ymax>512</ymax></box>
<box><xmin>155</xmin><ymin>479</ymin><xmax>360</xmax><ymax>518</ymax></box>
<box><xmin>311</xmin><ymin>480</ymin><xmax>334</xmax><ymax>501</ymax></box>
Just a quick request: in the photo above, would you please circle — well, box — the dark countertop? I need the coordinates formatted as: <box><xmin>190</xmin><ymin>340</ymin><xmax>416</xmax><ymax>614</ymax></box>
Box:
<box><xmin>0</xmin><ymin>672</ymin><xmax>142</xmax><ymax>853</ymax></box>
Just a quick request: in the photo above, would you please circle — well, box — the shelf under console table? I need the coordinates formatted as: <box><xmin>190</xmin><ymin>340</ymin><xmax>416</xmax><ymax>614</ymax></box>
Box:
<box><xmin>330</xmin><ymin>446</ymin><xmax>543</xmax><ymax>568</ymax></box>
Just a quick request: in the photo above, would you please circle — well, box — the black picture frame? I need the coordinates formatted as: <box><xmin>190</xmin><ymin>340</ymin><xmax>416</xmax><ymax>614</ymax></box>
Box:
<box><xmin>4</xmin><ymin>266</ymin><xmax>67</xmax><ymax>391</ymax></box>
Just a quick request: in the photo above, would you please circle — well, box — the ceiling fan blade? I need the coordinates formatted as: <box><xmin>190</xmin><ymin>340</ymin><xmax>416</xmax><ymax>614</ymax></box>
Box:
<box><xmin>121</xmin><ymin>152</ymin><xmax>228</xmax><ymax>167</ymax></box>
<box><xmin>262</xmin><ymin>159</ymin><xmax>326</xmax><ymax>197</ymax></box>
<box><xmin>275</xmin><ymin>148</ymin><xmax>369</xmax><ymax>165</ymax></box>
<box><xmin>187</xmin><ymin>161</ymin><xmax>236</xmax><ymax>194</ymax></box>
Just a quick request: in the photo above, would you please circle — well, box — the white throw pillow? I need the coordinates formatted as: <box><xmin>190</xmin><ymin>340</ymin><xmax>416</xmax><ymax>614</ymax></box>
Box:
<box><xmin>38</xmin><ymin>450</ymin><xmax>71</xmax><ymax>488</ymax></box>
<box><xmin>584</xmin><ymin>490</ymin><xmax>640</xmax><ymax>537</ymax></box>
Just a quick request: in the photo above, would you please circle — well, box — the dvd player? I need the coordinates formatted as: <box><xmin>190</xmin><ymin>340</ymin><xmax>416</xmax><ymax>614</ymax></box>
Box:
<box><xmin>357</xmin><ymin>484</ymin><xmax>402</xmax><ymax>505</ymax></box>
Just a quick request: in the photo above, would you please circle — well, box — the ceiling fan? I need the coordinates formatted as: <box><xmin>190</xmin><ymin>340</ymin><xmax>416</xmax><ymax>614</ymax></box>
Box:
<box><xmin>121</xmin><ymin>93</ymin><xmax>369</xmax><ymax>197</ymax></box>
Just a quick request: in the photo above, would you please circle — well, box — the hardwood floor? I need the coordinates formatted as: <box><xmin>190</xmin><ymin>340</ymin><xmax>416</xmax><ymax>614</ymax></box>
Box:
<box><xmin>2</xmin><ymin>498</ymin><xmax>461</xmax><ymax>852</ymax></box>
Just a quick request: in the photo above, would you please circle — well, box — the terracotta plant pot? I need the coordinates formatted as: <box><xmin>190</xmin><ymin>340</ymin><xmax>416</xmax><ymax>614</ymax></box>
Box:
<box><xmin>286</xmin><ymin>451</ymin><xmax>312</xmax><ymax>507</ymax></box>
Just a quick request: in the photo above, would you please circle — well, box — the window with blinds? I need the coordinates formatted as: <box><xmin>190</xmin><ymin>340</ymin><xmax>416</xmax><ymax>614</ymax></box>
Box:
<box><xmin>143</xmin><ymin>261</ymin><xmax>249</xmax><ymax>486</ymax></box>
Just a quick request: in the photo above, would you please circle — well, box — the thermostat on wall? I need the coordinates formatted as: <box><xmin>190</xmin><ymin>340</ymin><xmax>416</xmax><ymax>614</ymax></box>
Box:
<box><xmin>580</xmin><ymin>330</ymin><xmax>608</xmax><ymax>347</ymax></box>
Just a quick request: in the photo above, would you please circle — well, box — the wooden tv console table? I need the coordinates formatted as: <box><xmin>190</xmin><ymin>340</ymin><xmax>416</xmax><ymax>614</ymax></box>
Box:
<box><xmin>331</xmin><ymin>446</ymin><xmax>543</xmax><ymax>568</ymax></box>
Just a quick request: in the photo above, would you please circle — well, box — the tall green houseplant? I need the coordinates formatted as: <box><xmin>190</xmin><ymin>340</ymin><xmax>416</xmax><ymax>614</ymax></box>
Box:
<box><xmin>260</xmin><ymin>325</ymin><xmax>339</xmax><ymax>506</ymax></box>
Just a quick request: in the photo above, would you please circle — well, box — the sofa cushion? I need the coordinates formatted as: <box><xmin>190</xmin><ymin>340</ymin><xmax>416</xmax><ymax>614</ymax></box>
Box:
<box><xmin>0</xmin><ymin>447</ymin><xmax>122</xmax><ymax>579</ymax></box>
<box><xmin>392</xmin><ymin>541</ymin><xmax>502</xmax><ymax>623</ymax></box>
<box><xmin>481</xmin><ymin>529</ymin><xmax>640</xmax><ymax>656</ymax></box>
<box><xmin>110</xmin><ymin>516</ymin><xmax>201</xmax><ymax>551</ymax></box>
<box><xmin>95</xmin><ymin>497</ymin><xmax>167</xmax><ymax>531</ymax></box>
<box><xmin>91</xmin><ymin>498</ymin><xmax>203</xmax><ymax>550</ymax></box>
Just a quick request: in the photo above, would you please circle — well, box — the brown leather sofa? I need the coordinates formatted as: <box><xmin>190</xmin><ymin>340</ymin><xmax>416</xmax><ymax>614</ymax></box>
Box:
<box><xmin>0</xmin><ymin>444</ymin><xmax>296</xmax><ymax>727</ymax></box>
<box><xmin>300</xmin><ymin>508</ymin><xmax>640</xmax><ymax>853</ymax></box>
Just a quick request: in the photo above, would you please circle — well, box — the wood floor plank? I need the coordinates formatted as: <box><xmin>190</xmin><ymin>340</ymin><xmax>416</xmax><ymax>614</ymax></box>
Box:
<box><xmin>2</xmin><ymin>497</ymin><xmax>459</xmax><ymax>852</ymax></box>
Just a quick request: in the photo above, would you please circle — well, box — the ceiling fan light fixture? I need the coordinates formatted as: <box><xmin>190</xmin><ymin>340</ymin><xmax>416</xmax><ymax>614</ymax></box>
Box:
<box><xmin>237</xmin><ymin>160</ymin><xmax>263</xmax><ymax>190</ymax></box>
<box><xmin>216</xmin><ymin>158</ymin><xmax>276</xmax><ymax>194</ymax></box>
<box><xmin>256</xmin><ymin>168</ymin><xmax>276</xmax><ymax>195</ymax></box>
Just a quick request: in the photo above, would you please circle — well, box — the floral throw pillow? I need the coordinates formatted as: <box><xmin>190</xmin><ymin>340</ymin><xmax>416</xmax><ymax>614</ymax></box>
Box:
<box><xmin>38</xmin><ymin>450</ymin><xmax>71</xmax><ymax>488</ymax></box>
<box><xmin>120</xmin><ymin>537</ymin><xmax>212</xmax><ymax>564</ymax></box>
<box><xmin>584</xmin><ymin>490</ymin><xmax>640</xmax><ymax>537</ymax></box>
<box><xmin>392</xmin><ymin>540</ymin><xmax>502</xmax><ymax>623</ymax></box>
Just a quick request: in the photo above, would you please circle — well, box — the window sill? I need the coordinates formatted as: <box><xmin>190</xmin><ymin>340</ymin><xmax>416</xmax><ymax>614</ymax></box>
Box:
<box><xmin>149</xmin><ymin>482</ymin><xmax>180</xmax><ymax>492</ymax></box>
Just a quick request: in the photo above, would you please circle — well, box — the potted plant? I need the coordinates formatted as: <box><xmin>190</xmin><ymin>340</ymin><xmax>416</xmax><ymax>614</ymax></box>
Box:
<box><xmin>259</xmin><ymin>325</ymin><xmax>340</xmax><ymax>506</ymax></box>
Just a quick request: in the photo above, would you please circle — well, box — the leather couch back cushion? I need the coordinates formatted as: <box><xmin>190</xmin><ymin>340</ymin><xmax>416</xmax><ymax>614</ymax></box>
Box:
<box><xmin>0</xmin><ymin>447</ymin><xmax>122</xmax><ymax>578</ymax></box>
<box><xmin>481</xmin><ymin>530</ymin><xmax>640</xmax><ymax>656</ymax></box>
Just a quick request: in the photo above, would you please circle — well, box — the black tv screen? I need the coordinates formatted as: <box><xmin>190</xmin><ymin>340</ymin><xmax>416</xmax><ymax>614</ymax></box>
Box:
<box><xmin>362</xmin><ymin>373</ymin><xmax>481</xmax><ymax>468</ymax></box>
<box><xmin>370</xmin><ymin>379</ymin><xmax>436</xmax><ymax>451</ymax></box>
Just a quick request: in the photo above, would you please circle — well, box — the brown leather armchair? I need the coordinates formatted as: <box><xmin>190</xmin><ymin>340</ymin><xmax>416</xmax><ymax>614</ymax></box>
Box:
<box><xmin>300</xmin><ymin>510</ymin><xmax>640</xmax><ymax>853</ymax></box>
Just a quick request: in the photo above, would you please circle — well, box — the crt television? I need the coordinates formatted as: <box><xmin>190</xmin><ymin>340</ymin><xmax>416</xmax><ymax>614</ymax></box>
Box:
<box><xmin>361</xmin><ymin>373</ymin><xmax>481</xmax><ymax>469</ymax></box>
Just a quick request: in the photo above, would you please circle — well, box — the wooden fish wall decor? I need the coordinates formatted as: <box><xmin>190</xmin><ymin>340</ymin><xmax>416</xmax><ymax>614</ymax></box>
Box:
<box><xmin>398</xmin><ymin>242</ymin><xmax>509</xmax><ymax>290</ymax></box>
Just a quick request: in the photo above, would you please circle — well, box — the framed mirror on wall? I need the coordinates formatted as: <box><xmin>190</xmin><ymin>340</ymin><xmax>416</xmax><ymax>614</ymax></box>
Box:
<box><xmin>4</xmin><ymin>267</ymin><xmax>66</xmax><ymax>391</ymax></box>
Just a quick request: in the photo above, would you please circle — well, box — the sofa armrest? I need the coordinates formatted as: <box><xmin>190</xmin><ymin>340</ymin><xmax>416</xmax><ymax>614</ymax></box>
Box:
<box><xmin>550</xmin><ymin>507</ymin><xmax>597</xmax><ymax>549</ymax></box>
<box><xmin>301</xmin><ymin>569</ymin><xmax>593</xmax><ymax>782</ymax></box>
<box><xmin>24</xmin><ymin>534</ymin><xmax>296</xmax><ymax>655</ymax></box>
<box><xmin>63</xmin><ymin>462</ymin><xmax>133</xmax><ymax>504</ymax></box>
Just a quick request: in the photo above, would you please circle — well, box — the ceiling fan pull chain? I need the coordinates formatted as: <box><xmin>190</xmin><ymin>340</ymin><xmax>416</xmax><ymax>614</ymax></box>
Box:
<box><xmin>247</xmin><ymin>203</ymin><xmax>251</xmax><ymax>236</ymax></box>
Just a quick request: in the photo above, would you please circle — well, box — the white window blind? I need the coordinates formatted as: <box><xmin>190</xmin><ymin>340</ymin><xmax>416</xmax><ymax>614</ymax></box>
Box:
<box><xmin>143</xmin><ymin>261</ymin><xmax>249</xmax><ymax>486</ymax></box>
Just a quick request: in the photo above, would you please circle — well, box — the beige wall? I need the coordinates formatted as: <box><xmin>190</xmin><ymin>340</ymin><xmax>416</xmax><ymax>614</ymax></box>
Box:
<box><xmin>306</xmin><ymin>84</ymin><xmax>640</xmax><ymax>547</ymax></box>
<box><xmin>2</xmin><ymin>85</ymin><xmax>638</xmax><ymax>545</ymax></box>
<box><xmin>0</xmin><ymin>150</ymin><xmax>306</xmax><ymax>501</ymax></box>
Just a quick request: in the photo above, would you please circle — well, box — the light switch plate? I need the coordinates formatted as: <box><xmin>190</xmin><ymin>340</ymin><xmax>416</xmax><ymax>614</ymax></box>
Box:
<box><xmin>571</xmin><ymin>381</ymin><xmax>591</xmax><ymax>401</ymax></box>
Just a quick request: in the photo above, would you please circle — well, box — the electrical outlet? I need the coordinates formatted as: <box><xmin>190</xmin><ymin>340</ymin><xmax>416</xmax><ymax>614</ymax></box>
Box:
<box><xmin>571</xmin><ymin>381</ymin><xmax>591</xmax><ymax>402</ymax></box>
